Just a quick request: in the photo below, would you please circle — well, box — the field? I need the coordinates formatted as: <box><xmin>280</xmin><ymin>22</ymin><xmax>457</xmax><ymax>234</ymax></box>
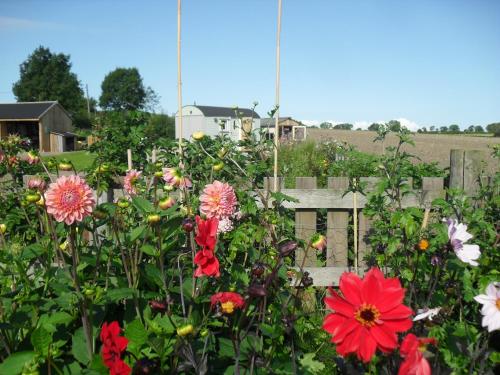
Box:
<box><xmin>308</xmin><ymin>129</ymin><xmax>499</xmax><ymax>171</ymax></box>
<box><xmin>41</xmin><ymin>150</ymin><xmax>96</xmax><ymax>171</ymax></box>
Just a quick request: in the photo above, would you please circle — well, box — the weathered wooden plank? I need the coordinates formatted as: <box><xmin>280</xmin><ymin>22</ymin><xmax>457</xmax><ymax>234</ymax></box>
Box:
<box><xmin>463</xmin><ymin>150</ymin><xmax>483</xmax><ymax>197</ymax></box>
<box><xmin>298</xmin><ymin>266</ymin><xmax>354</xmax><ymax>287</ymax></box>
<box><xmin>295</xmin><ymin>177</ymin><xmax>317</xmax><ymax>267</ymax></box>
<box><xmin>263</xmin><ymin>177</ymin><xmax>284</xmax><ymax>191</ymax></box>
<box><xmin>327</xmin><ymin>177</ymin><xmax>349</xmax><ymax>267</ymax></box>
<box><xmin>449</xmin><ymin>149</ymin><xmax>465</xmax><ymax>191</ymax></box>
<box><xmin>422</xmin><ymin>177</ymin><xmax>445</xmax><ymax>204</ymax></box>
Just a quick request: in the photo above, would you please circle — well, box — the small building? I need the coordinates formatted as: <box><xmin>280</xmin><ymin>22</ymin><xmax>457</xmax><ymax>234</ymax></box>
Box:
<box><xmin>175</xmin><ymin>105</ymin><xmax>261</xmax><ymax>142</ymax></box>
<box><xmin>0</xmin><ymin>101</ymin><xmax>77</xmax><ymax>152</ymax></box>
<box><xmin>260</xmin><ymin>117</ymin><xmax>307</xmax><ymax>141</ymax></box>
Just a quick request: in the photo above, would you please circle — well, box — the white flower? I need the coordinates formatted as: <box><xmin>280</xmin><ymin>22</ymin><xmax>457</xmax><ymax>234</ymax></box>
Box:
<box><xmin>217</xmin><ymin>217</ymin><xmax>234</xmax><ymax>234</ymax></box>
<box><xmin>445</xmin><ymin>218</ymin><xmax>481</xmax><ymax>266</ymax></box>
<box><xmin>474</xmin><ymin>282</ymin><xmax>500</xmax><ymax>332</ymax></box>
<box><xmin>414</xmin><ymin>307</ymin><xmax>442</xmax><ymax>321</ymax></box>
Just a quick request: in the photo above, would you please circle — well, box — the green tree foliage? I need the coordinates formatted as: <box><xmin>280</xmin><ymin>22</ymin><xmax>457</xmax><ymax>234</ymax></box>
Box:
<box><xmin>333</xmin><ymin>123</ymin><xmax>353</xmax><ymax>130</ymax></box>
<box><xmin>319</xmin><ymin>122</ymin><xmax>332</xmax><ymax>129</ymax></box>
<box><xmin>368</xmin><ymin>123</ymin><xmax>381</xmax><ymax>131</ymax></box>
<box><xmin>474</xmin><ymin>125</ymin><xmax>484</xmax><ymax>133</ymax></box>
<box><xmin>144</xmin><ymin>114</ymin><xmax>175</xmax><ymax>139</ymax></box>
<box><xmin>99</xmin><ymin>68</ymin><xmax>147</xmax><ymax>111</ymax></box>
<box><xmin>387</xmin><ymin>120</ymin><xmax>402</xmax><ymax>132</ymax></box>
<box><xmin>12</xmin><ymin>46</ymin><xmax>85</xmax><ymax>114</ymax></box>
<box><xmin>448</xmin><ymin>124</ymin><xmax>460</xmax><ymax>133</ymax></box>
<box><xmin>440</xmin><ymin>126</ymin><xmax>448</xmax><ymax>133</ymax></box>
<box><xmin>486</xmin><ymin>122</ymin><xmax>500</xmax><ymax>136</ymax></box>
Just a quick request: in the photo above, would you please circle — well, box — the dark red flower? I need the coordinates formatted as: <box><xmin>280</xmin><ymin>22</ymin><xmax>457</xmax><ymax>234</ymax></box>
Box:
<box><xmin>110</xmin><ymin>359</ymin><xmax>131</xmax><ymax>375</ymax></box>
<box><xmin>398</xmin><ymin>334</ymin><xmax>436</xmax><ymax>375</ymax></box>
<box><xmin>100</xmin><ymin>322</ymin><xmax>129</xmax><ymax>370</ymax></box>
<box><xmin>193</xmin><ymin>216</ymin><xmax>220</xmax><ymax>277</ymax></box>
<box><xmin>322</xmin><ymin>268</ymin><xmax>413</xmax><ymax>363</ymax></box>
<box><xmin>210</xmin><ymin>292</ymin><xmax>245</xmax><ymax>314</ymax></box>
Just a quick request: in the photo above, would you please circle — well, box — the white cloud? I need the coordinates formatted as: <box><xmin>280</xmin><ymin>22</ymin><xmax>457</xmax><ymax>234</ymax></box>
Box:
<box><xmin>0</xmin><ymin>16</ymin><xmax>59</xmax><ymax>30</ymax></box>
<box><xmin>394</xmin><ymin>118</ymin><xmax>420</xmax><ymax>131</ymax></box>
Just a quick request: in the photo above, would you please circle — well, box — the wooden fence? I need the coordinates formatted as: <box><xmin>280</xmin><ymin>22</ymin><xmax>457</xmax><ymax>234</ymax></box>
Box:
<box><xmin>7</xmin><ymin>149</ymin><xmax>492</xmax><ymax>286</ymax></box>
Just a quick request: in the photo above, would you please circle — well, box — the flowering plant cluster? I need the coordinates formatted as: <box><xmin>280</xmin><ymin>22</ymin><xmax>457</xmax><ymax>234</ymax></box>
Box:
<box><xmin>0</xmin><ymin>125</ymin><xmax>498</xmax><ymax>374</ymax></box>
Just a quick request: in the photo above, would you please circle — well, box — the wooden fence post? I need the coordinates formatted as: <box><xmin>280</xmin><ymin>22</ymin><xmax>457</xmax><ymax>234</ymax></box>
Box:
<box><xmin>358</xmin><ymin>177</ymin><xmax>379</xmax><ymax>268</ymax></box>
<box><xmin>327</xmin><ymin>177</ymin><xmax>349</xmax><ymax>267</ymax></box>
<box><xmin>450</xmin><ymin>149</ymin><xmax>484</xmax><ymax>197</ymax></box>
<box><xmin>295</xmin><ymin>177</ymin><xmax>317</xmax><ymax>267</ymax></box>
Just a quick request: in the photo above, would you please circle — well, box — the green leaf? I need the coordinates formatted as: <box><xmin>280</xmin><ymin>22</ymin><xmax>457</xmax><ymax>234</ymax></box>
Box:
<box><xmin>0</xmin><ymin>351</ymin><xmax>36</xmax><ymax>375</ymax></box>
<box><xmin>125</xmin><ymin>319</ymin><xmax>148</xmax><ymax>347</ymax></box>
<box><xmin>106</xmin><ymin>288</ymin><xmax>135</xmax><ymax>302</ymax></box>
<box><xmin>72</xmin><ymin>327</ymin><xmax>91</xmax><ymax>365</ymax></box>
<box><xmin>31</xmin><ymin>326</ymin><xmax>52</xmax><ymax>356</ymax></box>
<box><xmin>141</xmin><ymin>244</ymin><xmax>158</xmax><ymax>257</ymax></box>
<box><xmin>132</xmin><ymin>196</ymin><xmax>154</xmax><ymax>214</ymax></box>
<box><xmin>20</xmin><ymin>243</ymin><xmax>45</xmax><ymax>260</ymax></box>
<box><xmin>130</xmin><ymin>225</ymin><xmax>146</xmax><ymax>242</ymax></box>
<box><xmin>299</xmin><ymin>353</ymin><xmax>325</xmax><ymax>374</ymax></box>
<box><xmin>218</xmin><ymin>337</ymin><xmax>235</xmax><ymax>357</ymax></box>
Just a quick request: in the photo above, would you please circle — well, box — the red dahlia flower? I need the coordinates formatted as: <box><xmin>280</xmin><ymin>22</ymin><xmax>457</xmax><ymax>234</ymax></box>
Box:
<box><xmin>211</xmin><ymin>292</ymin><xmax>245</xmax><ymax>314</ymax></box>
<box><xmin>322</xmin><ymin>268</ymin><xmax>413</xmax><ymax>363</ymax></box>
<box><xmin>195</xmin><ymin>215</ymin><xmax>218</xmax><ymax>251</ymax></box>
<box><xmin>100</xmin><ymin>321</ymin><xmax>129</xmax><ymax>373</ymax></box>
<box><xmin>110</xmin><ymin>359</ymin><xmax>131</xmax><ymax>375</ymax></box>
<box><xmin>398</xmin><ymin>334</ymin><xmax>436</xmax><ymax>375</ymax></box>
<box><xmin>193</xmin><ymin>216</ymin><xmax>220</xmax><ymax>277</ymax></box>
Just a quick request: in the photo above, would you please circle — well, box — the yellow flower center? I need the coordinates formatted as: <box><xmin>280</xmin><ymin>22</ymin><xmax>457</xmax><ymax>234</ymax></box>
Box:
<box><xmin>354</xmin><ymin>303</ymin><xmax>381</xmax><ymax>327</ymax></box>
<box><xmin>496</xmin><ymin>298</ymin><xmax>500</xmax><ymax>311</ymax></box>
<box><xmin>221</xmin><ymin>301</ymin><xmax>235</xmax><ymax>314</ymax></box>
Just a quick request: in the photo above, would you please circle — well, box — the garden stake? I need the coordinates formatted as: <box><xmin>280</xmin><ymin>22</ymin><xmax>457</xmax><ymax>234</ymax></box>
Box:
<box><xmin>273</xmin><ymin>0</ymin><xmax>282</xmax><ymax>192</ymax></box>
<box><xmin>127</xmin><ymin>148</ymin><xmax>132</xmax><ymax>170</ymax></box>
<box><xmin>353</xmin><ymin>181</ymin><xmax>359</xmax><ymax>274</ymax></box>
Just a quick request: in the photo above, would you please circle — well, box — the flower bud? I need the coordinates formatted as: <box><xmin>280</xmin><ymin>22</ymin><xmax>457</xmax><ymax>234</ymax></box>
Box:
<box><xmin>278</xmin><ymin>240</ymin><xmax>297</xmax><ymax>257</ymax></box>
<box><xmin>301</xmin><ymin>271</ymin><xmax>314</xmax><ymax>288</ymax></box>
<box><xmin>159</xmin><ymin>196</ymin><xmax>175</xmax><ymax>210</ymax></box>
<box><xmin>154</xmin><ymin>170</ymin><xmax>164</xmax><ymax>178</ymax></box>
<box><xmin>117</xmin><ymin>199</ymin><xmax>130</xmax><ymax>208</ymax></box>
<box><xmin>0</xmin><ymin>224</ymin><xmax>6</xmax><ymax>234</ymax></box>
<box><xmin>177</xmin><ymin>324</ymin><xmax>194</xmax><ymax>337</ymax></box>
<box><xmin>58</xmin><ymin>161</ymin><xmax>72</xmax><ymax>171</ymax></box>
<box><xmin>192</xmin><ymin>131</ymin><xmax>205</xmax><ymax>141</ymax></box>
<box><xmin>149</xmin><ymin>300</ymin><xmax>168</xmax><ymax>314</ymax></box>
<box><xmin>217</xmin><ymin>147</ymin><xmax>228</xmax><ymax>158</ymax></box>
<box><xmin>132</xmin><ymin>359</ymin><xmax>159</xmax><ymax>375</ymax></box>
<box><xmin>247</xmin><ymin>283</ymin><xmax>267</xmax><ymax>297</ymax></box>
<box><xmin>35</xmin><ymin>196</ymin><xmax>45</xmax><ymax>207</ymax></box>
<box><xmin>311</xmin><ymin>234</ymin><xmax>326</xmax><ymax>251</ymax></box>
<box><xmin>182</xmin><ymin>217</ymin><xmax>194</xmax><ymax>232</ymax></box>
<box><xmin>26</xmin><ymin>192</ymin><xmax>41</xmax><ymax>203</ymax></box>
<box><xmin>147</xmin><ymin>214</ymin><xmax>161</xmax><ymax>224</ymax></box>
<box><xmin>212</xmin><ymin>161</ymin><xmax>224</xmax><ymax>172</ymax></box>
<box><xmin>251</xmin><ymin>262</ymin><xmax>266</xmax><ymax>277</ymax></box>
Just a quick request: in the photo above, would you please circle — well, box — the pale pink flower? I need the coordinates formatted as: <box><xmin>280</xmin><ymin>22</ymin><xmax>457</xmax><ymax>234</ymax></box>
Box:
<box><xmin>474</xmin><ymin>282</ymin><xmax>500</xmax><ymax>332</ymax></box>
<box><xmin>162</xmin><ymin>167</ymin><xmax>192</xmax><ymax>188</ymax></box>
<box><xmin>445</xmin><ymin>218</ymin><xmax>481</xmax><ymax>266</ymax></box>
<box><xmin>124</xmin><ymin>169</ymin><xmax>142</xmax><ymax>196</ymax></box>
<box><xmin>311</xmin><ymin>234</ymin><xmax>327</xmax><ymax>251</ymax></box>
<box><xmin>27</xmin><ymin>176</ymin><xmax>46</xmax><ymax>192</ymax></box>
<box><xmin>45</xmin><ymin>175</ymin><xmax>95</xmax><ymax>225</ymax></box>
<box><xmin>199</xmin><ymin>180</ymin><xmax>237</xmax><ymax>220</ymax></box>
<box><xmin>217</xmin><ymin>217</ymin><xmax>234</xmax><ymax>234</ymax></box>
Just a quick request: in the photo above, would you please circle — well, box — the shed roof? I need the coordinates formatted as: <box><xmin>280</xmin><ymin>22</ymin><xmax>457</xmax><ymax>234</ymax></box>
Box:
<box><xmin>260</xmin><ymin>117</ymin><xmax>303</xmax><ymax>128</ymax></box>
<box><xmin>0</xmin><ymin>101</ymin><xmax>58</xmax><ymax>120</ymax></box>
<box><xmin>193</xmin><ymin>105</ymin><xmax>260</xmax><ymax>119</ymax></box>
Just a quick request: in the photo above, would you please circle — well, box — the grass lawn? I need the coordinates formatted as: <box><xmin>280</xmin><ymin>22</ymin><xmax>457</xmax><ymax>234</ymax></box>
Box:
<box><xmin>42</xmin><ymin>151</ymin><xmax>96</xmax><ymax>171</ymax></box>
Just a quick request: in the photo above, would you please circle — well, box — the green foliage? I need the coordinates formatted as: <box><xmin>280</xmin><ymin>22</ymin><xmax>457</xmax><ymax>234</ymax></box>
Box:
<box><xmin>486</xmin><ymin>122</ymin><xmax>500</xmax><ymax>136</ymax></box>
<box><xmin>12</xmin><ymin>46</ymin><xmax>86</xmax><ymax>115</ymax></box>
<box><xmin>99</xmin><ymin>67</ymin><xmax>147</xmax><ymax>111</ymax></box>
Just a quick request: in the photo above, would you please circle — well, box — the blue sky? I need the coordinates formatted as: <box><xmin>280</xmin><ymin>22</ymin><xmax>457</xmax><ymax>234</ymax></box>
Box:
<box><xmin>1</xmin><ymin>0</ymin><xmax>500</xmax><ymax>130</ymax></box>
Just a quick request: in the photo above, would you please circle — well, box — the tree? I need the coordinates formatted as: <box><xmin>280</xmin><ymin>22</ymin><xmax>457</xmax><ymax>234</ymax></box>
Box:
<box><xmin>448</xmin><ymin>124</ymin><xmax>460</xmax><ymax>133</ymax></box>
<box><xmin>319</xmin><ymin>122</ymin><xmax>332</xmax><ymax>129</ymax></box>
<box><xmin>429</xmin><ymin>126</ymin><xmax>436</xmax><ymax>132</ymax></box>
<box><xmin>474</xmin><ymin>125</ymin><xmax>484</xmax><ymax>133</ymax></box>
<box><xmin>368</xmin><ymin>123</ymin><xmax>381</xmax><ymax>131</ymax></box>
<box><xmin>466</xmin><ymin>125</ymin><xmax>475</xmax><ymax>133</ymax></box>
<box><xmin>99</xmin><ymin>68</ymin><xmax>147</xmax><ymax>111</ymax></box>
<box><xmin>333</xmin><ymin>123</ymin><xmax>353</xmax><ymax>130</ymax></box>
<box><xmin>12</xmin><ymin>46</ymin><xmax>85</xmax><ymax>114</ymax></box>
<box><xmin>144</xmin><ymin>113</ymin><xmax>175</xmax><ymax>139</ymax></box>
<box><xmin>440</xmin><ymin>126</ymin><xmax>448</xmax><ymax>133</ymax></box>
<box><xmin>387</xmin><ymin>120</ymin><xmax>401</xmax><ymax>132</ymax></box>
<box><xmin>486</xmin><ymin>123</ymin><xmax>500</xmax><ymax>136</ymax></box>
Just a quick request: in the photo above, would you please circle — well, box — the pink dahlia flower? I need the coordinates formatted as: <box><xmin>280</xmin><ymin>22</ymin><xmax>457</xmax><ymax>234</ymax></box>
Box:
<box><xmin>45</xmin><ymin>175</ymin><xmax>95</xmax><ymax>225</ymax></box>
<box><xmin>199</xmin><ymin>181</ymin><xmax>237</xmax><ymax>220</ymax></box>
<box><xmin>26</xmin><ymin>151</ymin><xmax>40</xmax><ymax>165</ymax></box>
<box><xmin>27</xmin><ymin>176</ymin><xmax>47</xmax><ymax>192</ymax></box>
<box><xmin>124</xmin><ymin>169</ymin><xmax>142</xmax><ymax>196</ymax></box>
<box><xmin>162</xmin><ymin>167</ymin><xmax>192</xmax><ymax>189</ymax></box>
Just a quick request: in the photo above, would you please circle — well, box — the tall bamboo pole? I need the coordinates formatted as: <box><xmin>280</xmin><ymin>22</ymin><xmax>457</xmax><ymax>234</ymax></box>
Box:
<box><xmin>273</xmin><ymin>0</ymin><xmax>283</xmax><ymax>192</ymax></box>
<box><xmin>177</xmin><ymin>0</ymin><xmax>183</xmax><ymax>158</ymax></box>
